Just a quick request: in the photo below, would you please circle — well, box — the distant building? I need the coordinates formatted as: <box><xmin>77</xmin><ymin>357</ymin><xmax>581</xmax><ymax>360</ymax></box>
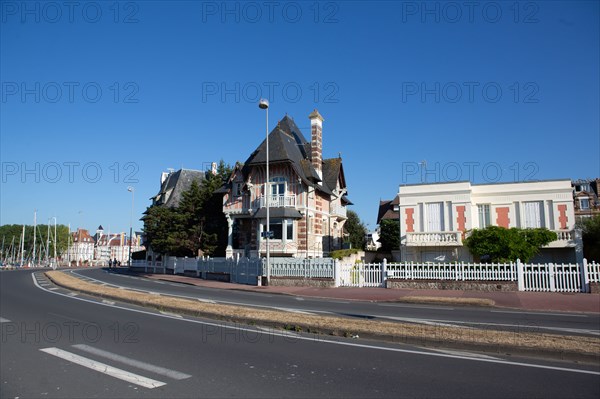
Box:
<box><xmin>380</xmin><ymin>180</ymin><xmax>581</xmax><ymax>263</ymax></box>
<box><xmin>572</xmin><ymin>179</ymin><xmax>600</xmax><ymax>223</ymax></box>
<box><xmin>141</xmin><ymin>168</ymin><xmax>206</xmax><ymax>262</ymax></box>
<box><xmin>365</xmin><ymin>231</ymin><xmax>381</xmax><ymax>251</ymax></box>
<box><xmin>93</xmin><ymin>225</ymin><xmax>143</xmax><ymax>264</ymax></box>
<box><xmin>150</xmin><ymin>168</ymin><xmax>205</xmax><ymax>208</ymax></box>
<box><xmin>67</xmin><ymin>228</ymin><xmax>95</xmax><ymax>264</ymax></box>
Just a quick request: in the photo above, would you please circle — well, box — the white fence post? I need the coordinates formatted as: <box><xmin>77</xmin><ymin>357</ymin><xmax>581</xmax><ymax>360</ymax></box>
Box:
<box><xmin>381</xmin><ymin>258</ymin><xmax>387</xmax><ymax>288</ymax></box>
<box><xmin>334</xmin><ymin>259</ymin><xmax>340</xmax><ymax>287</ymax></box>
<box><xmin>517</xmin><ymin>259</ymin><xmax>524</xmax><ymax>291</ymax></box>
<box><xmin>581</xmin><ymin>258</ymin><xmax>590</xmax><ymax>293</ymax></box>
<box><xmin>548</xmin><ymin>262</ymin><xmax>556</xmax><ymax>292</ymax></box>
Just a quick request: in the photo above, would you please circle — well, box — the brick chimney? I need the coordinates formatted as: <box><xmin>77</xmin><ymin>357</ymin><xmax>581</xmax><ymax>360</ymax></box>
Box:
<box><xmin>309</xmin><ymin>109</ymin><xmax>324</xmax><ymax>179</ymax></box>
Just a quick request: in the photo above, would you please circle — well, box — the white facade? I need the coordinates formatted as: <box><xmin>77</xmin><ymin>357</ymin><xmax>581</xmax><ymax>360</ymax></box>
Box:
<box><xmin>394</xmin><ymin>180</ymin><xmax>581</xmax><ymax>263</ymax></box>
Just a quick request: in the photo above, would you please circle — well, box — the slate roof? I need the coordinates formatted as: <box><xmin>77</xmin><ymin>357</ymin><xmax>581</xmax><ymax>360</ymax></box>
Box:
<box><xmin>239</xmin><ymin>115</ymin><xmax>346</xmax><ymax>197</ymax></box>
<box><xmin>151</xmin><ymin>169</ymin><xmax>205</xmax><ymax>208</ymax></box>
<box><xmin>377</xmin><ymin>199</ymin><xmax>399</xmax><ymax>224</ymax></box>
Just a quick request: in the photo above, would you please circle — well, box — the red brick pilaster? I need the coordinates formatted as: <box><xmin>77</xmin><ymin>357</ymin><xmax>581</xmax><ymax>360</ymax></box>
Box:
<box><xmin>405</xmin><ymin>208</ymin><xmax>414</xmax><ymax>233</ymax></box>
<box><xmin>496</xmin><ymin>207</ymin><xmax>510</xmax><ymax>228</ymax></box>
<box><xmin>557</xmin><ymin>204</ymin><xmax>568</xmax><ymax>229</ymax></box>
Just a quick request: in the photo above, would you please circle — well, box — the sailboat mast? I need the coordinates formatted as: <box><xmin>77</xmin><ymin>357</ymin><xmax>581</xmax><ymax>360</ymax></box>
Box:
<box><xmin>33</xmin><ymin>211</ymin><xmax>37</xmax><ymax>267</ymax></box>
<box><xmin>10</xmin><ymin>236</ymin><xmax>15</xmax><ymax>263</ymax></box>
<box><xmin>46</xmin><ymin>221</ymin><xmax>51</xmax><ymax>263</ymax></box>
<box><xmin>20</xmin><ymin>225</ymin><xmax>25</xmax><ymax>267</ymax></box>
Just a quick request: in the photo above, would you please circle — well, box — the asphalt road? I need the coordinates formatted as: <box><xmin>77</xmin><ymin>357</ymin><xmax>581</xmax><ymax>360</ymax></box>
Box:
<box><xmin>1</xmin><ymin>269</ymin><xmax>599</xmax><ymax>398</ymax></box>
<box><xmin>72</xmin><ymin>267</ymin><xmax>600</xmax><ymax>338</ymax></box>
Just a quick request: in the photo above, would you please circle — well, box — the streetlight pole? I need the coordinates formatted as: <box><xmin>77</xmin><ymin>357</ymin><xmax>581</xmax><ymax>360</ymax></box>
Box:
<box><xmin>127</xmin><ymin>186</ymin><xmax>134</xmax><ymax>267</ymax></box>
<box><xmin>53</xmin><ymin>217</ymin><xmax>57</xmax><ymax>265</ymax></box>
<box><xmin>259</xmin><ymin>98</ymin><xmax>270</xmax><ymax>285</ymax></box>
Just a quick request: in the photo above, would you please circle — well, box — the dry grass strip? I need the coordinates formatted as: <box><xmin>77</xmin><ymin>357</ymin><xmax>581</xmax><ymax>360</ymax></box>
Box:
<box><xmin>46</xmin><ymin>271</ymin><xmax>600</xmax><ymax>360</ymax></box>
<box><xmin>391</xmin><ymin>296</ymin><xmax>495</xmax><ymax>307</ymax></box>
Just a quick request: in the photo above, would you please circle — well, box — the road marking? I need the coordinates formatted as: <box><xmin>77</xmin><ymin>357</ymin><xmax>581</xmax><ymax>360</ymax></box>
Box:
<box><xmin>427</xmin><ymin>348</ymin><xmax>501</xmax><ymax>360</ymax></box>
<box><xmin>273</xmin><ymin>307</ymin><xmax>315</xmax><ymax>315</ymax></box>
<box><xmin>380</xmin><ymin>316</ymin><xmax>472</xmax><ymax>329</ymax></box>
<box><xmin>377</xmin><ymin>303</ymin><xmax>456</xmax><ymax>311</ymax></box>
<box><xmin>490</xmin><ymin>310</ymin><xmax>587</xmax><ymax>318</ymax></box>
<box><xmin>0</xmin><ymin>317</ymin><xmax>10</xmax><ymax>323</ymax></box>
<box><xmin>378</xmin><ymin>317</ymin><xmax>599</xmax><ymax>336</ymax></box>
<box><xmin>39</xmin><ymin>347</ymin><xmax>166</xmax><ymax>389</ymax></box>
<box><xmin>32</xmin><ymin>274</ymin><xmax>600</xmax><ymax>376</ymax></box>
<box><xmin>72</xmin><ymin>344</ymin><xmax>191</xmax><ymax>380</ymax></box>
<box><xmin>197</xmin><ymin>298</ymin><xmax>216</xmax><ymax>304</ymax></box>
<box><xmin>159</xmin><ymin>311</ymin><xmax>182</xmax><ymax>318</ymax></box>
<box><xmin>102</xmin><ymin>300</ymin><xmax>116</xmax><ymax>305</ymax></box>
<box><xmin>48</xmin><ymin>287</ymin><xmax>59</xmax><ymax>291</ymax></box>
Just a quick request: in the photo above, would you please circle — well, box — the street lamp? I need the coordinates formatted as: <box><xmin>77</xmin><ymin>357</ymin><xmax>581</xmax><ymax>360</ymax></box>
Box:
<box><xmin>259</xmin><ymin>98</ymin><xmax>270</xmax><ymax>284</ymax></box>
<box><xmin>127</xmin><ymin>186</ymin><xmax>135</xmax><ymax>267</ymax></box>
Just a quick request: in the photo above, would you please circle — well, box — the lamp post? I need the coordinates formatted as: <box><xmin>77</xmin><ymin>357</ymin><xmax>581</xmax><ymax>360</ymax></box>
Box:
<box><xmin>259</xmin><ymin>98</ymin><xmax>270</xmax><ymax>284</ymax></box>
<box><xmin>127</xmin><ymin>186</ymin><xmax>134</xmax><ymax>267</ymax></box>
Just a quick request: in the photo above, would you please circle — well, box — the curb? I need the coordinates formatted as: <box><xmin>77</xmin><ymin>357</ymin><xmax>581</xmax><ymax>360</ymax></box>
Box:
<box><xmin>45</xmin><ymin>271</ymin><xmax>600</xmax><ymax>365</ymax></box>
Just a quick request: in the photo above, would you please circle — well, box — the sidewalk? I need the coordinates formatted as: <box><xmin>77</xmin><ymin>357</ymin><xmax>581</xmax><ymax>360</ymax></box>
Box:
<box><xmin>133</xmin><ymin>272</ymin><xmax>600</xmax><ymax>314</ymax></box>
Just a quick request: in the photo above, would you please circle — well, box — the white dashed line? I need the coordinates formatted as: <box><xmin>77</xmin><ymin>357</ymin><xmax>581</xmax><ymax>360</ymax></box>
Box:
<box><xmin>39</xmin><ymin>347</ymin><xmax>166</xmax><ymax>389</ymax></box>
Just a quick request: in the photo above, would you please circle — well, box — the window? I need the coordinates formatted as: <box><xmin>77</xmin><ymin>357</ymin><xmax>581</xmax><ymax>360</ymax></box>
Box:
<box><xmin>478</xmin><ymin>204</ymin><xmax>491</xmax><ymax>228</ymax></box>
<box><xmin>262</xmin><ymin>218</ymin><xmax>294</xmax><ymax>241</ymax></box>
<box><xmin>232</xmin><ymin>182</ymin><xmax>242</xmax><ymax>197</ymax></box>
<box><xmin>580</xmin><ymin>198</ymin><xmax>590</xmax><ymax>209</ymax></box>
<box><xmin>523</xmin><ymin>201</ymin><xmax>544</xmax><ymax>228</ymax></box>
<box><xmin>270</xmin><ymin>176</ymin><xmax>286</xmax><ymax>196</ymax></box>
<box><xmin>425</xmin><ymin>202</ymin><xmax>444</xmax><ymax>232</ymax></box>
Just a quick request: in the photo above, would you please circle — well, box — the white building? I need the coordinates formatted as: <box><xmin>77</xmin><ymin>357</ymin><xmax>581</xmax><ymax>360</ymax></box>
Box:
<box><xmin>390</xmin><ymin>180</ymin><xmax>581</xmax><ymax>263</ymax></box>
<box><xmin>67</xmin><ymin>228</ymin><xmax>95</xmax><ymax>264</ymax></box>
<box><xmin>94</xmin><ymin>226</ymin><xmax>144</xmax><ymax>265</ymax></box>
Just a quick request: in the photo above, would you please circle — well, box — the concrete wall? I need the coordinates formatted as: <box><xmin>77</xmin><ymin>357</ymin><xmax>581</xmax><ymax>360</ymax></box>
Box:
<box><xmin>269</xmin><ymin>276</ymin><xmax>335</xmax><ymax>288</ymax></box>
<box><xmin>386</xmin><ymin>279</ymin><xmax>518</xmax><ymax>292</ymax></box>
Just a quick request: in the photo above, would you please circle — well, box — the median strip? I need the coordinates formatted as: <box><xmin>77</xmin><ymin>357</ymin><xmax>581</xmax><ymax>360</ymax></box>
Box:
<box><xmin>45</xmin><ymin>271</ymin><xmax>600</xmax><ymax>363</ymax></box>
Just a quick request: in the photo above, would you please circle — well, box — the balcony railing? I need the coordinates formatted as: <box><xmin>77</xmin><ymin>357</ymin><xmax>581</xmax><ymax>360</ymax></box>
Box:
<box><xmin>405</xmin><ymin>231</ymin><xmax>463</xmax><ymax>246</ymax></box>
<box><xmin>546</xmin><ymin>230</ymin><xmax>576</xmax><ymax>248</ymax></box>
<box><xmin>259</xmin><ymin>195</ymin><xmax>296</xmax><ymax>208</ymax></box>
<box><xmin>331</xmin><ymin>205</ymin><xmax>347</xmax><ymax>218</ymax></box>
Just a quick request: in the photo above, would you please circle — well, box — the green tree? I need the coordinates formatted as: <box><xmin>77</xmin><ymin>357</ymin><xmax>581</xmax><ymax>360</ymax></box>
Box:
<box><xmin>142</xmin><ymin>206</ymin><xmax>187</xmax><ymax>256</ymax></box>
<box><xmin>344</xmin><ymin>210</ymin><xmax>367</xmax><ymax>250</ymax></box>
<box><xmin>0</xmin><ymin>224</ymin><xmax>70</xmax><ymax>261</ymax></box>
<box><xmin>378</xmin><ymin>219</ymin><xmax>400</xmax><ymax>252</ymax></box>
<box><xmin>464</xmin><ymin>226</ymin><xmax>557</xmax><ymax>263</ymax></box>
<box><xmin>142</xmin><ymin>160</ymin><xmax>233</xmax><ymax>258</ymax></box>
<box><xmin>579</xmin><ymin>216</ymin><xmax>600</xmax><ymax>261</ymax></box>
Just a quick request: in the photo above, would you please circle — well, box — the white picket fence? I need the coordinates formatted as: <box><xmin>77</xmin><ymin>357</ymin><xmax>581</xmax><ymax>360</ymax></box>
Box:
<box><xmin>337</xmin><ymin>258</ymin><xmax>599</xmax><ymax>292</ymax></box>
<box><xmin>131</xmin><ymin>257</ymin><xmax>600</xmax><ymax>293</ymax></box>
<box><xmin>268</xmin><ymin>258</ymin><xmax>335</xmax><ymax>279</ymax></box>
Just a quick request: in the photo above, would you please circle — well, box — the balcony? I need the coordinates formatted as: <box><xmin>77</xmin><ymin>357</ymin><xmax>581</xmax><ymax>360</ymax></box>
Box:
<box><xmin>405</xmin><ymin>231</ymin><xmax>463</xmax><ymax>246</ymax></box>
<box><xmin>258</xmin><ymin>194</ymin><xmax>296</xmax><ymax>208</ymax></box>
<box><xmin>545</xmin><ymin>230</ymin><xmax>577</xmax><ymax>248</ymax></box>
<box><xmin>331</xmin><ymin>204</ymin><xmax>347</xmax><ymax>219</ymax></box>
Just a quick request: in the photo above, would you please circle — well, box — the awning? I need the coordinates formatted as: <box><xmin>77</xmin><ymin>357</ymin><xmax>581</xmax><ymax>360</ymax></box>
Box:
<box><xmin>253</xmin><ymin>207</ymin><xmax>303</xmax><ymax>219</ymax></box>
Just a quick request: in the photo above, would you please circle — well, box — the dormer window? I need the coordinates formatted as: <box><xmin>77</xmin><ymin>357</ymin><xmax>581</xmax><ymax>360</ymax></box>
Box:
<box><xmin>580</xmin><ymin>198</ymin><xmax>590</xmax><ymax>209</ymax></box>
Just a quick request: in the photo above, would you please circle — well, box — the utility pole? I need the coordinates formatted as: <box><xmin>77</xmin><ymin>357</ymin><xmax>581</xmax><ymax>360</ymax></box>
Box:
<box><xmin>53</xmin><ymin>217</ymin><xmax>57</xmax><ymax>265</ymax></box>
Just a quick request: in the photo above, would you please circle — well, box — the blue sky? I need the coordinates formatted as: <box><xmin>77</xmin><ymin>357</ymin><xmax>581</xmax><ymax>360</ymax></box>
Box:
<box><xmin>1</xmin><ymin>0</ymin><xmax>599</xmax><ymax>235</ymax></box>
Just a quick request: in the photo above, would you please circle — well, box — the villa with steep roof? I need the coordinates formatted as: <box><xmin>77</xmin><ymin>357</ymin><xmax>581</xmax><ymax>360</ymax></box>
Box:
<box><xmin>221</xmin><ymin>110</ymin><xmax>351</xmax><ymax>258</ymax></box>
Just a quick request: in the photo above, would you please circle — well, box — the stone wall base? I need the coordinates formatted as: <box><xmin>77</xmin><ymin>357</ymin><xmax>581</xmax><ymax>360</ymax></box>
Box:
<box><xmin>269</xmin><ymin>277</ymin><xmax>335</xmax><ymax>288</ymax></box>
<box><xmin>590</xmin><ymin>282</ymin><xmax>600</xmax><ymax>294</ymax></box>
<box><xmin>386</xmin><ymin>279</ymin><xmax>518</xmax><ymax>292</ymax></box>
